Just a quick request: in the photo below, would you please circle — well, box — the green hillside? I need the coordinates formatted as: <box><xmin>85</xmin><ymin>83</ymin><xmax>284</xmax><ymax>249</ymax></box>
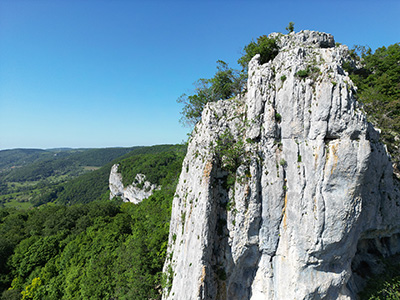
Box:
<box><xmin>0</xmin><ymin>147</ymin><xmax>140</xmax><ymax>209</ymax></box>
<box><xmin>0</xmin><ymin>149</ymin><xmax>48</xmax><ymax>171</ymax></box>
<box><xmin>0</xmin><ymin>144</ymin><xmax>186</xmax><ymax>299</ymax></box>
<box><xmin>0</xmin><ymin>147</ymin><xmax>140</xmax><ymax>182</ymax></box>
<box><xmin>51</xmin><ymin>144</ymin><xmax>186</xmax><ymax>206</ymax></box>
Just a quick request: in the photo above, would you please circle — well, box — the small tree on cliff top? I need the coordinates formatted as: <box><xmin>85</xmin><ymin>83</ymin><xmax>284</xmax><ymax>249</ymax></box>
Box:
<box><xmin>178</xmin><ymin>34</ymin><xmax>279</xmax><ymax>127</ymax></box>
<box><xmin>177</xmin><ymin>60</ymin><xmax>244</xmax><ymax>126</ymax></box>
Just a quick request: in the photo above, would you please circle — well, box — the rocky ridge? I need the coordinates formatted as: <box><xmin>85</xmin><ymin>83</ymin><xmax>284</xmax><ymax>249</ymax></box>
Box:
<box><xmin>109</xmin><ymin>164</ymin><xmax>159</xmax><ymax>204</ymax></box>
<box><xmin>162</xmin><ymin>31</ymin><xmax>400</xmax><ymax>299</ymax></box>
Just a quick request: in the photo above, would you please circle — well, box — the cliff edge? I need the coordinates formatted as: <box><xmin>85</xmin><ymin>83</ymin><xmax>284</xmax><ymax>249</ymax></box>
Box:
<box><xmin>163</xmin><ymin>31</ymin><xmax>400</xmax><ymax>300</ymax></box>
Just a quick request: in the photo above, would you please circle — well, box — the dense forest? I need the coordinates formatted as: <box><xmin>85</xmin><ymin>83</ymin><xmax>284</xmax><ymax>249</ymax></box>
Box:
<box><xmin>0</xmin><ymin>145</ymin><xmax>185</xmax><ymax>299</ymax></box>
<box><xmin>0</xmin><ymin>27</ymin><xmax>399</xmax><ymax>299</ymax></box>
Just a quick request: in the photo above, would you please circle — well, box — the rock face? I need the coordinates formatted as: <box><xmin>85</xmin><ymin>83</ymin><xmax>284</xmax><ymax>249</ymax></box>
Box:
<box><xmin>109</xmin><ymin>164</ymin><xmax>159</xmax><ymax>204</ymax></box>
<box><xmin>162</xmin><ymin>31</ymin><xmax>400</xmax><ymax>300</ymax></box>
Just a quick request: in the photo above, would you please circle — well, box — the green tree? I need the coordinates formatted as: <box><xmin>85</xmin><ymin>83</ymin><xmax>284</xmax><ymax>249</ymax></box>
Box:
<box><xmin>237</xmin><ymin>35</ymin><xmax>279</xmax><ymax>73</ymax></box>
<box><xmin>177</xmin><ymin>60</ymin><xmax>244</xmax><ymax>126</ymax></box>
<box><xmin>346</xmin><ymin>43</ymin><xmax>400</xmax><ymax>168</ymax></box>
<box><xmin>178</xmin><ymin>35</ymin><xmax>280</xmax><ymax>127</ymax></box>
<box><xmin>286</xmin><ymin>22</ymin><xmax>295</xmax><ymax>33</ymax></box>
<box><xmin>21</xmin><ymin>277</ymin><xmax>41</xmax><ymax>300</ymax></box>
<box><xmin>177</xmin><ymin>34</ymin><xmax>281</xmax><ymax>127</ymax></box>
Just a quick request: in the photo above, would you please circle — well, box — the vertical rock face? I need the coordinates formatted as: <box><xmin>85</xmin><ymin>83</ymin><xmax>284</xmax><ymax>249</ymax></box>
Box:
<box><xmin>109</xmin><ymin>164</ymin><xmax>159</xmax><ymax>204</ymax></box>
<box><xmin>163</xmin><ymin>31</ymin><xmax>400</xmax><ymax>300</ymax></box>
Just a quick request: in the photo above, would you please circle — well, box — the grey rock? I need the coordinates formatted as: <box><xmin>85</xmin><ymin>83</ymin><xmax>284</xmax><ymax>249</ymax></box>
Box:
<box><xmin>162</xmin><ymin>31</ymin><xmax>400</xmax><ymax>300</ymax></box>
<box><xmin>109</xmin><ymin>164</ymin><xmax>159</xmax><ymax>204</ymax></box>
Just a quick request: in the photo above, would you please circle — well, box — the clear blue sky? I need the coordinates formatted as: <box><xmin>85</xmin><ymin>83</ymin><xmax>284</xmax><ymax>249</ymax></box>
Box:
<box><xmin>0</xmin><ymin>0</ymin><xmax>399</xmax><ymax>150</ymax></box>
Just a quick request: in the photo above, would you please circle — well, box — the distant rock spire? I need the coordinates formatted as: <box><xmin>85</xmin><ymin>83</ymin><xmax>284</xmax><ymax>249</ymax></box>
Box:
<box><xmin>109</xmin><ymin>164</ymin><xmax>159</xmax><ymax>204</ymax></box>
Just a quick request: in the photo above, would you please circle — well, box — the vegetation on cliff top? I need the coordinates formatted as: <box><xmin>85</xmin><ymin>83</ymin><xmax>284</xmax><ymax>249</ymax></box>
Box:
<box><xmin>345</xmin><ymin>43</ymin><xmax>400</xmax><ymax>170</ymax></box>
<box><xmin>177</xmin><ymin>34</ymin><xmax>280</xmax><ymax>126</ymax></box>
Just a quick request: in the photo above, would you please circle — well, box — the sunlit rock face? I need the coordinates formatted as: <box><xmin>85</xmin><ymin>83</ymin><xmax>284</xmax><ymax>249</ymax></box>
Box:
<box><xmin>162</xmin><ymin>31</ymin><xmax>400</xmax><ymax>300</ymax></box>
<box><xmin>109</xmin><ymin>164</ymin><xmax>159</xmax><ymax>204</ymax></box>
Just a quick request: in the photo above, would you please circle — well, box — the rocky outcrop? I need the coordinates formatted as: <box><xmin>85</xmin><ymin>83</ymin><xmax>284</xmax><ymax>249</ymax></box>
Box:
<box><xmin>109</xmin><ymin>164</ymin><xmax>159</xmax><ymax>204</ymax></box>
<box><xmin>162</xmin><ymin>31</ymin><xmax>400</xmax><ymax>299</ymax></box>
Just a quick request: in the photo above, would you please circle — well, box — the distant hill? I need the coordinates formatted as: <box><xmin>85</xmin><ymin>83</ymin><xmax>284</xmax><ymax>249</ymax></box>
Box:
<box><xmin>50</xmin><ymin>144</ymin><xmax>186</xmax><ymax>206</ymax></box>
<box><xmin>0</xmin><ymin>146</ymin><xmax>140</xmax><ymax>208</ymax></box>
<box><xmin>0</xmin><ymin>147</ymin><xmax>140</xmax><ymax>182</ymax></box>
<box><xmin>0</xmin><ymin>148</ymin><xmax>48</xmax><ymax>171</ymax></box>
<box><xmin>0</xmin><ymin>144</ymin><xmax>186</xmax><ymax>208</ymax></box>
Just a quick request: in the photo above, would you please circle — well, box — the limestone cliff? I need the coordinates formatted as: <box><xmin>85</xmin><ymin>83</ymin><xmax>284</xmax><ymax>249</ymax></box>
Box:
<box><xmin>162</xmin><ymin>31</ymin><xmax>400</xmax><ymax>300</ymax></box>
<box><xmin>109</xmin><ymin>164</ymin><xmax>159</xmax><ymax>204</ymax></box>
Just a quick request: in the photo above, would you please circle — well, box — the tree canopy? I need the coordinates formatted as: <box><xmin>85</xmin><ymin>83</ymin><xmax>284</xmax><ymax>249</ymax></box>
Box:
<box><xmin>178</xmin><ymin>35</ymin><xmax>279</xmax><ymax>126</ymax></box>
<box><xmin>177</xmin><ymin>60</ymin><xmax>244</xmax><ymax>126</ymax></box>
<box><xmin>237</xmin><ymin>35</ymin><xmax>279</xmax><ymax>73</ymax></box>
<box><xmin>0</xmin><ymin>146</ymin><xmax>185</xmax><ymax>299</ymax></box>
<box><xmin>346</xmin><ymin>43</ymin><xmax>400</xmax><ymax>168</ymax></box>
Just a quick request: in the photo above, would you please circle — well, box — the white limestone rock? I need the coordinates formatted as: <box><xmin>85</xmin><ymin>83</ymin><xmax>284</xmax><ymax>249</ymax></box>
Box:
<box><xmin>109</xmin><ymin>164</ymin><xmax>159</xmax><ymax>204</ymax></box>
<box><xmin>162</xmin><ymin>31</ymin><xmax>400</xmax><ymax>300</ymax></box>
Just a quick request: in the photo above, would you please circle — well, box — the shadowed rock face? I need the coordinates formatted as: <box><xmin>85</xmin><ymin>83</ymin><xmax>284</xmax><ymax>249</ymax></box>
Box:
<box><xmin>162</xmin><ymin>31</ymin><xmax>400</xmax><ymax>300</ymax></box>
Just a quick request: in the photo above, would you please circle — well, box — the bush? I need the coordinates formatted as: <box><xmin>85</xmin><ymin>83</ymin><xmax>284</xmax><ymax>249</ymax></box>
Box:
<box><xmin>296</xmin><ymin>66</ymin><xmax>320</xmax><ymax>80</ymax></box>
<box><xmin>346</xmin><ymin>43</ymin><xmax>400</xmax><ymax>167</ymax></box>
<box><xmin>178</xmin><ymin>34</ymin><xmax>280</xmax><ymax>127</ymax></box>
<box><xmin>215</xmin><ymin>129</ymin><xmax>244</xmax><ymax>173</ymax></box>
<box><xmin>238</xmin><ymin>35</ymin><xmax>279</xmax><ymax>72</ymax></box>
<box><xmin>279</xmin><ymin>159</ymin><xmax>287</xmax><ymax>167</ymax></box>
<box><xmin>296</xmin><ymin>68</ymin><xmax>310</xmax><ymax>78</ymax></box>
<box><xmin>177</xmin><ymin>61</ymin><xmax>244</xmax><ymax>126</ymax></box>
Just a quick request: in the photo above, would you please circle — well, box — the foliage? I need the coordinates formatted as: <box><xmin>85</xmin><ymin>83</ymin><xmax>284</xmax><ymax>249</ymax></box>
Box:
<box><xmin>295</xmin><ymin>65</ymin><xmax>320</xmax><ymax>80</ymax></box>
<box><xmin>0</xmin><ymin>147</ymin><xmax>141</xmax><ymax>208</ymax></box>
<box><xmin>0</xmin><ymin>149</ymin><xmax>47</xmax><ymax>172</ymax></box>
<box><xmin>52</xmin><ymin>145</ymin><xmax>185</xmax><ymax>205</ymax></box>
<box><xmin>0</xmin><ymin>143</ymin><xmax>185</xmax><ymax>299</ymax></box>
<box><xmin>237</xmin><ymin>35</ymin><xmax>279</xmax><ymax>73</ymax></box>
<box><xmin>358</xmin><ymin>255</ymin><xmax>400</xmax><ymax>299</ymax></box>
<box><xmin>0</xmin><ymin>147</ymin><xmax>138</xmax><ymax>183</ymax></box>
<box><xmin>215</xmin><ymin>129</ymin><xmax>245</xmax><ymax>173</ymax></box>
<box><xmin>286</xmin><ymin>22</ymin><xmax>295</xmax><ymax>33</ymax></box>
<box><xmin>117</xmin><ymin>145</ymin><xmax>186</xmax><ymax>187</ymax></box>
<box><xmin>279</xmin><ymin>159</ymin><xmax>287</xmax><ymax>167</ymax></box>
<box><xmin>178</xmin><ymin>33</ymin><xmax>280</xmax><ymax>127</ymax></box>
<box><xmin>0</xmin><ymin>147</ymin><xmax>183</xmax><ymax>299</ymax></box>
<box><xmin>346</xmin><ymin>43</ymin><xmax>400</xmax><ymax>166</ymax></box>
<box><xmin>177</xmin><ymin>61</ymin><xmax>244</xmax><ymax>126</ymax></box>
<box><xmin>296</xmin><ymin>68</ymin><xmax>310</xmax><ymax>78</ymax></box>
<box><xmin>54</xmin><ymin>166</ymin><xmax>111</xmax><ymax>205</ymax></box>
<box><xmin>21</xmin><ymin>277</ymin><xmax>41</xmax><ymax>300</ymax></box>
<box><xmin>0</xmin><ymin>145</ymin><xmax>185</xmax><ymax>208</ymax></box>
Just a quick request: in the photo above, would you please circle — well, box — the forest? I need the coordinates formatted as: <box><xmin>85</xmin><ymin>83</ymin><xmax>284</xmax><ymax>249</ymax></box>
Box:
<box><xmin>0</xmin><ymin>28</ymin><xmax>399</xmax><ymax>299</ymax></box>
<box><xmin>0</xmin><ymin>145</ymin><xmax>185</xmax><ymax>299</ymax></box>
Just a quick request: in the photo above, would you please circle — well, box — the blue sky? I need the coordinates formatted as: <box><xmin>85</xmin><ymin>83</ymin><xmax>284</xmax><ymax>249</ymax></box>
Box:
<box><xmin>0</xmin><ymin>0</ymin><xmax>399</xmax><ymax>150</ymax></box>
